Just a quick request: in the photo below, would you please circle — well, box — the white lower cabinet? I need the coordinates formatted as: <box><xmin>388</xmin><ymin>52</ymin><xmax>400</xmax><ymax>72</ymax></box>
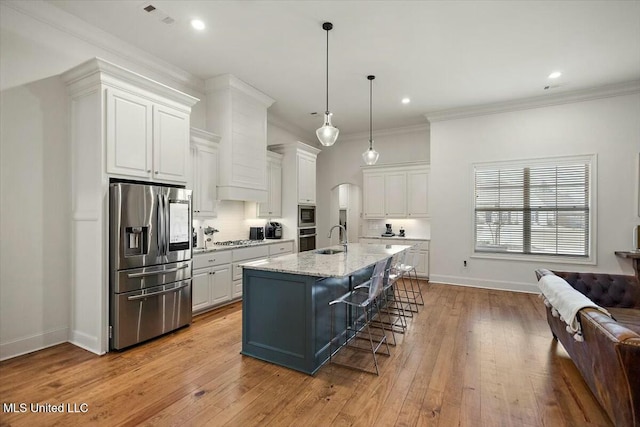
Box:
<box><xmin>192</xmin><ymin>242</ymin><xmax>294</xmax><ymax>313</ymax></box>
<box><xmin>232</xmin><ymin>245</ymin><xmax>270</xmax><ymax>299</ymax></box>
<box><xmin>358</xmin><ymin>238</ymin><xmax>429</xmax><ymax>278</ymax></box>
<box><xmin>192</xmin><ymin>251</ymin><xmax>233</xmax><ymax>313</ymax></box>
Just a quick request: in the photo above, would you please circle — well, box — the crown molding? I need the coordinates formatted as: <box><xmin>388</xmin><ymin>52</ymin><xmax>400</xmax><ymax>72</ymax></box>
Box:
<box><xmin>205</xmin><ymin>74</ymin><xmax>275</xmax><ymax>107</ymax></box>
<box><xmin>190</xmin><ymin>127</ymin><xmax>221</xmax><ymax>148</ymax></box>
<box><xmin>269</xmin><ymin>141</ymin><xmax>321</xmax><ymax>156</ymax></box>
<box><xmin>425</xmin><ymin>80</ymin><xmax>640</xmax><ymax>122</ymax></box>
<box><xmin>3</xmin><ymin>0</ymin><xmax>204</xmax><ymax>93</ymax></box>
<box><xmin>61</xmin><ymin>57</ymin><xmax>199</xmax><ymax>107</ymax></box>
<box><xmin>339</xmin><ymin>123</ymin><xmax>430</xmax><ymax>142</ymax></box>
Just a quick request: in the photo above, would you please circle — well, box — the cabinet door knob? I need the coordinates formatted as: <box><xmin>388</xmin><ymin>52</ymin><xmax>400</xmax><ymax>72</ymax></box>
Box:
<box><xmin>154</xmin><ymin>171</ymin><xmax>159</xmax><ymax>175</ymax></box>
<box><xmin>147</xmin><ymin>169</ymin><xmax>151</xmax><ymax>173</ymax></box>
<box><xmin>211</xmin><ymin>271</ymin><xmax>216</xmax><ymax>275</ymax></box>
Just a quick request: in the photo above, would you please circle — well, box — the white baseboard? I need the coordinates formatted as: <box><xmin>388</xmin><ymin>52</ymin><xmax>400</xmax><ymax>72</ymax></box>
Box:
<box><xmin>69</xmin><ymin>330</ymin><xmax>103</xmax><ymax>355</ymax></box>
<box><xmin>0</xmin><ymin>327</ymin><xmax>69</xmax><ymax>361</ymax></box>
<box><xmin>429</xmin><ymin>274</ymin><xmax>539</xmax><ymax>294</ymax></box>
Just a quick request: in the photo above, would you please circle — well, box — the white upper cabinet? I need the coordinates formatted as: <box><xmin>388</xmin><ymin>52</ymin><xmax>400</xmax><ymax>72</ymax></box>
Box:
<box><xmin>363</xmin><ymin>173</ymin><xmax>385</xmax><ymax>218</ymax></box>
<box><xmin>190</xmin><ymin>128</ymin><xmax>221</xmax><ymax>218</ymax></box>
<box><xmin>297</xmin><ymin>152</ymin><xmax>317</xmax><ymax>205</ymax></box>
<box><xmin>152</xmin><ymin>105</ymin><xmax>190</xmax><ymax>182</ymax></box>
<box><xmin>205</xmin><ymin>75</ymin><xmax>275</xmax><ymax>202</ymax></box>
<box><xmin>362</xmin><ymin>163</ymin><xmax>430</xmax><ymax>219</ymax></box>
<box><xmin>106</xmin><ymin>88</ymin><xmax>152</xmax><ymax>179</ymax></box>
<box><xmin>104</xmin><ymin>82</ymin><xmax>191</xmax><ymax>184</ymax></box>
<box><xmin>257</xmin><ymin>151</ymin><xmax>283</xmax><ymax>218</ymax></box>
<box><xmin>407</xmin><ymin>169</ymin><xmax>430</xmax><ymax>217</ymax></box>
<box><xmin>383</xmin><ymin>171</ymin><xmax>407</xmax><ymax>217</ymax></box>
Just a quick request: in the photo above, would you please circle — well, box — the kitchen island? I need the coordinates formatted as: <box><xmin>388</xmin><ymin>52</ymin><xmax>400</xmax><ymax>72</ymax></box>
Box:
<box><xmin>240</xmin><ymin>243</ymin><xmax>411</xmax><ymax>375</ymax></box>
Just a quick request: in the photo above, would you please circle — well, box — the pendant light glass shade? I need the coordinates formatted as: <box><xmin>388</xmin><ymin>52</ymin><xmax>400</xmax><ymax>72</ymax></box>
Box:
<box><xmin>362</xmin><ymin>142</ymin><xmax>379</xmax><ymax>165</ymax></box>
<box><xmin>362</xmin><ymin>75</ymin><xmax>379</xmax><ymax>165</ymax></box>
<box><xmin>316</xmin><ymin>112</ymin><xmax>339</xmax><ymax>146</ymax></box>
<box><xmin>317</xmin><ymin>22</ymin><xmax>339</xmax><ymax>146</ymax></box>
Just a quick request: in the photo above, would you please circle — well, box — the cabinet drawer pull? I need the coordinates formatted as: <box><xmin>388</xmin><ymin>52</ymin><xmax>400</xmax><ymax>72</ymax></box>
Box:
<box><xmin>208</xmin><ymin>259</ymin><xmax>215</xmax><ymax>262</ymax></box>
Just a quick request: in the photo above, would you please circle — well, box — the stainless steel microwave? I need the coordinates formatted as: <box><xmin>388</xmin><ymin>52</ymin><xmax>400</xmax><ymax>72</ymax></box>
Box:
<box><xmin>298</xmin><ymin>205</ymin><xmax>316</xmax><ymax>227</ymax></box>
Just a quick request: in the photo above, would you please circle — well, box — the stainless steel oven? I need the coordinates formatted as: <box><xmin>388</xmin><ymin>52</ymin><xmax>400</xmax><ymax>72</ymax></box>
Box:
<box><xmin>298</xmin><ymin>205</ymin><xmax>316</xmax><ymax>227</ymax></box>
<box><xmin>298</xmin><ymin>227</ymin><xmax>316</xmax><ymax>252</ymax></box>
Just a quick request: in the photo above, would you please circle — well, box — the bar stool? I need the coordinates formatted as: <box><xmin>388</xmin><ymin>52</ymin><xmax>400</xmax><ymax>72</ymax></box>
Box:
<box><xmin>397</xmin><ymin>247</ymin><xmax>424</xmax><ymax>313</ymax></box>
<box><xmin>363</xmin><ymin>253</ymin><xmax>409</xmax><ymax>336</ymax></box>
<box><xmin>328</xmin><ymin>259</ymin><xmax>391</xmax><ymax>375</ymax></box>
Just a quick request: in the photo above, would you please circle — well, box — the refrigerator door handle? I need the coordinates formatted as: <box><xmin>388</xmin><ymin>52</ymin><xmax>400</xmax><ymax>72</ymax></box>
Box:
<box><xmin>126</xmin><ymin>283</ymin><xmax>189</xmax><ymax>301</ymax></box>
<box><xmin>159</xmin><ymin>193</ymin><xmax>166</xmax><ymax>255</ymax></box>
<box><xmin>165</xmin><ymin>194</ymin><xmax>171</xmax><ymax>256</ymax></box>
<box><xmin>127</xmin><ymin>264</ymin><xmax>189</xmax><ymax>278</ymax></box>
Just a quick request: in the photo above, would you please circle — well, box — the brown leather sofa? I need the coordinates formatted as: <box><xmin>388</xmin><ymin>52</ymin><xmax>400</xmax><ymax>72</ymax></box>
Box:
<box><xmin>535</xmin><ymin>269</ymin><xmax>640</xmax><ymax>427</ymax></box>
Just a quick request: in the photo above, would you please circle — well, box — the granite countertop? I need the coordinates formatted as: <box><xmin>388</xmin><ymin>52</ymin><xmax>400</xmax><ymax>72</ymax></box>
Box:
<box><xmin>193</xmin><ymin>238</ymin><xmax>295</xmax><ymax>254</ymax></box>
<box><xmin>360</xmin><ymin>235</ymin><xmax>430</xmax><ymax>241</ymax></box>
<box><xmin>241</xmin><ymin>243</ymin><xmax>411</xmax><ymax>278</ymax></box>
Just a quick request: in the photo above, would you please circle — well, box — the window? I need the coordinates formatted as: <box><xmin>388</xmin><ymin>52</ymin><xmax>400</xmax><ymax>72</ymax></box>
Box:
<box><xmin>474</xmin><ymin>155</ymin><xmax>594</xmax><ymax>258</ymax></box>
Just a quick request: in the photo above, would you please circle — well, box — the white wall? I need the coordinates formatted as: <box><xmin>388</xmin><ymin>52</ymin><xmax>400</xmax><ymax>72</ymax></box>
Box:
<box><xmin>0</xmin><ymin>1</ymin><xmax>205</xmax><ymax>359</ymax></box>
<box><xmin>0</xmin><ymin>78</ymin><xmax>70</xmax><ymax>360</ymax></box>
<box><xmin>316</xmin><ymin>126</ymin><xmax>430</xmax><ymax>248</ymax></box>
<box><xmin>430</xmin><ymin>93</ymin><xmax>640</xmax><ymax>293</ymax></box>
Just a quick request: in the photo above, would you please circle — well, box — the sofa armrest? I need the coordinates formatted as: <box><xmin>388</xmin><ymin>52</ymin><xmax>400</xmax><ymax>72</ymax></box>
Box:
<box><xmin>578</xmin><ymin>309</ymin><xmax>640</xmax><ymax>427</ymax></box>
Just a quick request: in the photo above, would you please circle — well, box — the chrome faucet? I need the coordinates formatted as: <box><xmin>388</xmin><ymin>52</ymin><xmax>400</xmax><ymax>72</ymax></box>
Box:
<box><xmin>328</xmin><ymin>225</ymin><xmax>348</xmax><ymax>252</ymax></box>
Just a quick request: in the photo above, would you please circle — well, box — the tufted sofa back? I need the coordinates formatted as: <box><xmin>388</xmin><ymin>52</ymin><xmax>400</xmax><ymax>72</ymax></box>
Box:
<box><xmin>537</xmin><ymin>269</ymin><xmax>640</xmax><ymax>309</ymax></box>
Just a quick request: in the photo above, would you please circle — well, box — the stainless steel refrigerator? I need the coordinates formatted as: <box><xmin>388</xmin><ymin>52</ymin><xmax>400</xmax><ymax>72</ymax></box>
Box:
<box><xmin>109</xmin><ymin>182</ymin><xmax>192</xmax><ymax>350</ymax></box>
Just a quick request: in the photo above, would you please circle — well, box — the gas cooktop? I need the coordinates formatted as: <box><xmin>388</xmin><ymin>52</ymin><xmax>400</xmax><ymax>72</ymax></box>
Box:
<box><xmin>214</xmin><ymin>240</ymin><xmax>260</xmax><ymax>247</ymax></box>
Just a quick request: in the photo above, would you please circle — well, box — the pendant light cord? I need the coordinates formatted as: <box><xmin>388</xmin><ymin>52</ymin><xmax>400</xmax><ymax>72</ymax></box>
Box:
<box><xmin>369</xmin><ymin>78</ymin><xmax>373</xmax><ymax>149</ymax></box>
<box><xmin>325</xmin><ymin>27</ymin><xmax>329</xmax><ymax>114</ymax></box>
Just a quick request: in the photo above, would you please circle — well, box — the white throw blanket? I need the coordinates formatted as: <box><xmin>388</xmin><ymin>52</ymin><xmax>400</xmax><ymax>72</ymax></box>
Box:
<box><xmin>537</xmin><ymin>274</ymin><xmax>611</xmax><ymax>341</ymax></box>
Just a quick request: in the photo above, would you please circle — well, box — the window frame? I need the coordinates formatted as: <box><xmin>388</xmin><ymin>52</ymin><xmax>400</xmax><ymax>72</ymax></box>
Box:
<box><xmin>470</xmin><ymin>154</ymin><xmax>597</xmax><ymax>265</ymax></box>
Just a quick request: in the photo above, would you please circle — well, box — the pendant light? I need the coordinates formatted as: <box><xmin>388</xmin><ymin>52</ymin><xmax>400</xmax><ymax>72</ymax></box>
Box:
<box><xmin>316</xmin><ymin>22</ymin><xmax>339</xmax><ymax>146</ymax></box>
<box><xmin>362</xmin><ymin>75</ymin><xmax>379</xmax><ymax>165</ymax></box>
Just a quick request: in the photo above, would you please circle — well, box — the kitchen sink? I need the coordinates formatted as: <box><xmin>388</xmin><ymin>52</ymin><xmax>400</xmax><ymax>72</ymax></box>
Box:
<box><xmin>315</xmin><ymin>249</ymin><xmax>343</xmax><ymax>255</ymax></box>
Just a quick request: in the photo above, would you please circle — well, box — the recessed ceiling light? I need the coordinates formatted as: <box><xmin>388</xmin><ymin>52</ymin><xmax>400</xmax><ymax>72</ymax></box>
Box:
<box><xmin>401</xmin><ymin>97</ymin><xmax>411</xmax><ymax>104</ymax></box>
<box><xmin>191</xmin><ymin>19</ymin><xmax>205</xmax><ymax>31</ymax></box>
<box><xmin>548</xmin><ymin>71</ymin><xmax>562</xmax><ymax>79</ymax></box>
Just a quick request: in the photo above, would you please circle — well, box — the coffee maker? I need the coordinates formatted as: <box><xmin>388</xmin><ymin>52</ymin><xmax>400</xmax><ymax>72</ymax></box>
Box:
<box><xmin>381</xmin><ymin>223</ymin><xmax>395</xmax><ymax>237</ymax></box>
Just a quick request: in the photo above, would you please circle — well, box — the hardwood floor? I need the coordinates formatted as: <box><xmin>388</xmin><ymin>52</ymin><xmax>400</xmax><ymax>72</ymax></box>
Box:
<box><xmin>0</xmin><ymin>282</ymin><xmax>611</xmax><ymax>427</ymax></box>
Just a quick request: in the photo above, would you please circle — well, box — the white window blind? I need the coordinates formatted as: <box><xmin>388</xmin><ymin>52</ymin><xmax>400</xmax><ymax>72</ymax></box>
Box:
<box><xmin>474</xmin><ymin>156</ymin><xmax>592</xmax><ymax>257</ymax></box>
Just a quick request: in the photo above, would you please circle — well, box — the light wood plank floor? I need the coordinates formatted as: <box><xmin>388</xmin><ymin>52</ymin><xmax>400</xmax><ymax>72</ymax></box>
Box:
<box><xmin>0</xmin><ymin>282</ymin><xmax>611</xmax><ymax>427</ymax></box>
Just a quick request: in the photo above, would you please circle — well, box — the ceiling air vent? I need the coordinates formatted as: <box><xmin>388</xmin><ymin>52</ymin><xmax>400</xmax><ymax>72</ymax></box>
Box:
<box><xmin>142</xmin><ymin>4</ymin><xmax>174</xmax><ymax>25</ymax></box>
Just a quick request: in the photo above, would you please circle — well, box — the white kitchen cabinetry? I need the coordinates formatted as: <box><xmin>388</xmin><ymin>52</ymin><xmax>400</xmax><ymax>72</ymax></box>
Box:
<box><xmin>192</xmin><ymin>251</ymin><xmax>233</xmax><ymax>313</ymax></box>
<box><xmin>62</xmin><ymin>58</ymin><xmax>198</xmax><ymax>354</ymax></box>
<box><xmin>362</xmin><ymin>163</ymin><xmax>429</xmax><ymax>219</ymax></box>
<box><xmin>231</xmin><ymin>245</ymin><xmax>270</xmax><ymax>298</ymax></box>
<box><xmin>190</xmin><ymin>128</ymin><xmax>221</xmax><ymax>218</ymax></box>
<box><xmin>358</xmin><ymin>238</ymin><xmax>429</xmax><ymax>278</ymax></box>
<box><xmin>268</xmin><ymin>241</ymin><xmax>294</xmax><ymax>257</ymax></box>
<box><xmin>206</xmin><ymin>74</ymin><xmax>275</xmax><ymax>202</ymax></box>
<box><xmin>297</xmin><ymin>152</ymin><xmax>317</xmax><ymax>205</ymax></box>
<box><xmin>407</xmin><ymin>169</ymin><xmax>430</xmax><ymax>217</ymax></box>
<box><xmin>362</xmin><ymin>173</ymin><xmax>385</xmax><ymax>218</ymax></box>
<box><xmin>383</xmin><ymin>172</ymin><xmax>407</xmax><ymax>217</ymax></box>
<box><xmin>106</xmin><ymin>87</ymin><xmax>190</xmax><ymax>184</ymax></box>
<box><xmin>193</xmin><ymin>240</ymin><xmax>294</xmax><ymax>313</ymax></box>
<box><xmin>270</xmin><ymin>142</ymin><xmax>320</xmax><ymax>251</ymax></box>
<box><xmin>257</xmin><ymin>151</ymin><xmax>283</xmax><ymax>218</ymax></box>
